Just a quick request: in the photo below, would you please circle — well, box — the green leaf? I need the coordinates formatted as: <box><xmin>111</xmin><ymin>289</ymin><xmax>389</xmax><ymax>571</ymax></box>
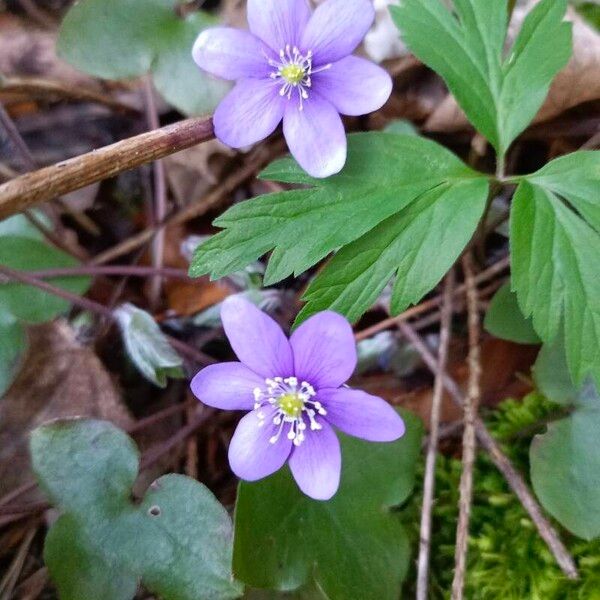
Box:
<box><xmin>511</xmin><ymin>180</ymin><xmax>600</xmax><ymax>387</ymax></box>
<box><xmin>0</xmin><ymin>213</ymin><xmax>47</xmax><ymax>240</ymax></box>
<box><xmin>525</xmin><ymin>151</ymin><xmax>600</xmax><ymax>232</ymax></box>
<box><xmin>0</xmin><ymin>313</ymin><xmax>26</xmax><ymax>397</ymax></box>
<box><xmin>31</xmin><ymin>419</ymin><xmax>242</xmax><ymax>600</ymax></box>
<box><xmin>45</xmin><ymin>515</ymin><xmax>137</xmax><ymax>600</ymax></box>
<box><xmin>233</xmin><ymin>410</ymin><xmax>423</xmax><ymax>600</ymax></box>
<box><xmin>533</xmin><ymin>336</ymin><xmax>577</xmax><ymax>405</ymax></box>
<box><xmin>0</xmin><ymin>236</ymin><xmax>90</xmax><ymax>323</ymax></box>
<box><xmin>297</xmin><ymin>179</ymin><xmax>488</xmax><ymax>324</ymax></box>
<box><xmin>191</xmin><ymin>133</ymin><xmax>487</xmax><ymax>320</ymax></box>
<box><xmin>484</xmin><ymin>282</ymin><xmax>540</xmax><ymax>344</ymax></box>
<box><xmin>391</xmin><ymin>0</ymin><xmax>572</xmax><ymax>156</ymax></box>
<box><xmin>114</xmin><ymin>303</ymin><xmax>185</xmax><ymax>387</ymax></box>
<box><xmin>530</xmin><ymin>383</ymin><xmax>600</xmax><ymax>540</ymax></box>
<box><xmin>57</xmin><ymin>0</ymin><xmax>229</xmax><ymax>116</ymax></box>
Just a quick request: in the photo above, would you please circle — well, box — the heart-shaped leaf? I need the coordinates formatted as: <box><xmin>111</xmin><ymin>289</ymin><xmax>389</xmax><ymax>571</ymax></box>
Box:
<box><xmin>530</xmin><ymin>383</ymin><xmax>600</xmax><ymax>540</ymax></box>
<box><xmin>233</xmin><ymin>410</ymin><xmax>422</xmax><ymax>600</ymax></box>
<box><xmin>57</xmin><ymin>0</ymin><xmax>229</xmax><ymax>116</ymax></box>
<box><xmin>31</xmin><ymin>419</ymin><xmax>242</xmax><ymax>600</ymax></box>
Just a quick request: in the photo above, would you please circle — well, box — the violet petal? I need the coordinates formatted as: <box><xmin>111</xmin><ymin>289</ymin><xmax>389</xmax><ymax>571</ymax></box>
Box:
<box><xmin>228</xmin><ymin>407</ymin><xmax>293</xmax><ymax>481</ymax></box>
<box><xmin>213</xmin><ymin>79</ymin><xmax>284</xmax><ymax>148</ymax></box>
<box><xmin>247</xmin><ymin>0</ymin><xmax>311</xmax><ymax>52</ymax></box>
<box><xmin>289</xmin><ymin>420</ymin><xmax>341</xmax><ymax>500</ymax></box>
<box><xmin>318</xmin><ymin>388</ymin><xmax>406</xmax><ymax>441</ymax></box>
<box><xmin>301</xmin><ymin>0</ymin><xmax>375</xmax><ymax>65</ymax></box>
<box><xmin>191</xmin><ymin>362</ymin><xmax>265</xmax><ymax>411</ymax></box>
<box><xmin>290</xmin><ymin>311</ymin><xmax>356</xmax><ymax>389</ymax></box>
<box><xmin>283</xmin><ymin>93</ymin><xmax>346</xmax><ymax>178</ymax></box>
<box><xmin>192</xmin><ymin>27</ymin><xmax>274</xmax><ymax>80</ymax></box>
<box><xmin>221</xmin><ymin>295</ymin><xmax>293</xmax><ymax>378</ymax></box>
<box><xmin>313</xmin><ymin>56</ymin><xmax>393</xmax><ymax>116</ymax></box>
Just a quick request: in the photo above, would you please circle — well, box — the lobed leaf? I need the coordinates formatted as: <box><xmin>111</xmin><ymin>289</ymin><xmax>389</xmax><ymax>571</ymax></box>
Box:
<box><xmin>233</xmin><ymin>410</ymin><xmax>422</xmax><ymax>600</ymax></box>
<box><xmin>0</xmin><ymin>236</ymin><xmax>90</xmax><ymax>324</ymax></box>
<box><xmin>511</xmin><ymin>150</ymin><xmax>600</xmax><ymax>387</ymax></box>
<box><xmin>191</xmin><ymin>133</ymin><xmax>487</xmax><ymax>322</ymax></box>
<box><xmin>31</xmin><ymin>419</ymin><xmax>242</xmax><ymax>600</ymax></box>
<box><xmin>484</xmin><ymin>282</ymin><xmax>540</xmax><ymax>344</ymax></box>
<box><xmin>530</xmin><ymin>382</ymin><xmax>600</xmax><ymax>540</ymax></box>
<box><xmin>391</xmin><ymin>0</ymin><xmax>572</xmax><ymax>157</ymax></box>
<box><xmin>297</xmin><ymin>179</ymin><xmax>488</xmax><ymax>324</ymax></box>
<box><xmin>57</xmin><ymin>0</ymin><xmax>229</xmax><ymax>116</ymax></box>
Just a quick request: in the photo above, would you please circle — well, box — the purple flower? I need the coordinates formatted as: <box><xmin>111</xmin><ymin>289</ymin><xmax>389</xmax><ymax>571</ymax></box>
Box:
<box><xmin>191</xmin><ymin>296</ymin><xmax>405</xmax><ymax>501</ymax></box>
<box><xmin>192</xmin><ymin>0</ymin><xmax>392</xmax><ymax>178</ymax></box>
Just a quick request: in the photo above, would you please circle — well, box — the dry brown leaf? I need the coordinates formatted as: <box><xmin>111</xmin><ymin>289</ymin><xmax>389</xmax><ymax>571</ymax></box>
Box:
<box><xmin>425</xmin><ymin>6</ymin><xmax>600</xmax><ymax>135</ymax></box>
<box><xmin>0</xmin><ymin>321</ymin><xmax>132</xmax><ymax>498</ymax></box>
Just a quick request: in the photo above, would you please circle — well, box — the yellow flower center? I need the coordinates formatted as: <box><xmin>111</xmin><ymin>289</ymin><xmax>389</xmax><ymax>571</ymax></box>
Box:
<box><xmin>280</xmin><ymin>63</ymin><xmax>305</xmax><ymax>85</ymax></box>
<box><xmin>278</xmin><ymin>392</ymin><xmax>304</xmax><ymax>418</ymax></box>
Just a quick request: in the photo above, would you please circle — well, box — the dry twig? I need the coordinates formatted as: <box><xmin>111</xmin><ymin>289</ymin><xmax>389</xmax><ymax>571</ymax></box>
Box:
<box><xmin>451</xmin><ymin>254</ymin><xmax>482</xmax><ymax>599</ymax></box>
<box><xmin>416</xmin><ymin>271</ymin><xmax>455</xmax><ymax>600</ymax></box>
<box><xmin>397</xmin><ymin>321</ymin><xmax>579</xmax><ymax>580</ymax></box>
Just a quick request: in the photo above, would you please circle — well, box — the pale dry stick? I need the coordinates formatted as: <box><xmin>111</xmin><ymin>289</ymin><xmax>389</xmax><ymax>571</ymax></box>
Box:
<box><xmin>0</xmin><ymin>117</ymin><xmax>215</xmax><ymax>219</ymax></box>
<box><xmin>416</xmin><ymin>271</ymin><xmax>455</xmax><ymax>600</ymax></box>
<box><xmin>1</xmin><ymin>76</ymin><xmax>139</xmax><ymax>114</ymax></box>
<box><xmin>143</xmin><ymin>78</ymin><xmax>168</xmax><ymax>307</ymax></box>
<box><xmin>451</xmin><ymin>254</ymin><xmax>482</xmax><ymax>600</ymax></box>
<box><xmin>355</xmin><ymin>255</ymin><xmax>510</xmax><ymax>342</ymax></box>
<box><xmin>25</xmin><ymin>265</ymin><xmax>192</xmax><ymax>281</ymax></box>
<box><xmin>91</xmin><ymin>141</ymin><xmax>285</xmax><ymax>266</ymax></box>
<box><xmin>397</xmin><ymin>321</ymin><xmax>579</xmax><ymax>580</ymax></box>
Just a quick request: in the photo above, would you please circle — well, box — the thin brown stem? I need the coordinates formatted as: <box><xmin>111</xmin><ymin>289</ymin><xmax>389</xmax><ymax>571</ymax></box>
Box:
<box><xmin>452</xmin><ymin>254</ymin><xmax>482</xmax><ymax>599</ymax></box>
<box><xmin>417</xmin><ymin>271</ymin><xmax>455</xmax><ymax>600</ymax></box>
<box><xmin>21</xmin><ymin>265</ymin><xmax>192</xmax><ymax>281</ymax></box>
<box><xmin>355</xmin><ymin>255</ymin><xmax>510</xmax><ymax>342</ymax></box>
<box><xmin>143</xmin><ymin>78</ymin><xmax>168</xmax><ymax>308</ymax></box>
<box><xmin>0</xmin><ymin>264</ymin><xmax>214</xmax><ymax>365</ymax></box>
<box><xmin>397</xmin><ymin>322</ymin><xmax>579</xmax><ymax>580</ymax></box>
<box><xmin>0</xmin><ymin>117</ymin><xmax>215</xmax><ymax>220</ymax></box>
<box><xmin>1</xmin><ymin>76</ymin><xmax>139</xmax><ymax>114</ymax></box>
<box><xmin>91</xmin><ymin>140</ymin><xmax>285</xmax><ymax>266</ymax></box>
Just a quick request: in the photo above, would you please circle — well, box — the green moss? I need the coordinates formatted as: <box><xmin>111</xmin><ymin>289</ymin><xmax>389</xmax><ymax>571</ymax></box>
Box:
<box><xmin>401</xmin><ymin>393</ymin><xmax>600</xmax><ymax>599</ymax></box>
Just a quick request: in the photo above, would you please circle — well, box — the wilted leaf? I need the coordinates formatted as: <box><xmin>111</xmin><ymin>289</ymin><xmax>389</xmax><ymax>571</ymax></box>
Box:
<box><xmin>114</xmin><ymin>303</ymin><xmax>184</xmax><ymax>387</ymax></box>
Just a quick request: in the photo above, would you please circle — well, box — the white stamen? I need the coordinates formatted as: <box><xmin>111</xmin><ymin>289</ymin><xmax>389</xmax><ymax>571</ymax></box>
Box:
<box><xmin>253</xmin><ymin>374</ymin><xmax>325</xmax><ymax>447</ymax></box>
<box><xmin>267</xmin><ymin>44</ymin><xmax>324</xmax><ymax>109</ymax></box>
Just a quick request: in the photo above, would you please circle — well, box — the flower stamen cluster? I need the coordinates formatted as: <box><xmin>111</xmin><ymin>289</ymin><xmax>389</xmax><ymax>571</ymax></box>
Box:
<box><xmin>267</xmin><ymin>45</ymin><xmax>331</xmax><ymax>110</ymax></box>
<box><xmin>254</xmin><ymin>376</ymin><xmax>326</xmax><ymax>446</ymax></box>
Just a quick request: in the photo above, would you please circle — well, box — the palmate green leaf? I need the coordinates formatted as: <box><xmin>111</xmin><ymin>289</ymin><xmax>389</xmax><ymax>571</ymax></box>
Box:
<box><xmin>530</xmin><ymin>382</ymin><xmax>600</xmax><ymax>540</ymax></box>
<box><xmin>233</xmin><ymin>410</ymin><xmax>422</xmax><ymax>600</ymax></box>
<box><xmin>0</xmin><ymin>236</ymin><xmax>90</xmax><ymax>323</ymax></box>
<box><xmin>297</xmin><ymin>179</ymin><xmax>488</xmax><ymax>324</ymax></box>
<box><xmin>391</xmin><ymin>0</ymin><xmax>572</xmax><ymax>157</ymax></box>
<box><xmin>191</xmin><ymin>133</ymin><xmax>487</xmax><ymax>321</ymax></box>
<box><xmin>511</xmin><ymin>158</ymin><xmax>600</xmax><ymax>387</ymax></box>
<box><xmin>31</xmin><ymin>419</ymin><xmax>242</xmax><ymax>600</ymax></box>
<box><xmin>57</xmin><ymin>0</ymin><xmax>228</xmax><ymax>116</ymax></box>
<box><xmin>484</xmin><ymin>282</ymin><xmax>540</xmax><ymax>344</ymax></box>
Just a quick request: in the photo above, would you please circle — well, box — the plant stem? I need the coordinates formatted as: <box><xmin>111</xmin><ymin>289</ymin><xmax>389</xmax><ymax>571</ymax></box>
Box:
<box><xmin>0</xmin><ymin>264</ymin><xmax>214</xmax><ymax>365</ymax></box>
<box><xmin>417</xmin><ymin>271</ymin><xmax>455</xmax><ymax>600</ymax></box>
<box><xmin>0</xmin><ymin>117</ymin><xmax>215</xmax><ymax>220</ymax></box>
<box><xmin>19</xmin><ymin>265</ymin><xmax>192</xmax><ymax>281</ymax></box>
<box><xmin>451</xmin><ymin>253</ymin><xmax>482</xmax><ymax>600</ymax></box>
<box><xmin>397</xmin><ymin>321</ymin><xmax>579</xmax><ymax>581</ymax></box>
<box><xmin>143</xmin><ymin>78</ymin><xmax>168</xmax><ymax>308</ymax></box>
